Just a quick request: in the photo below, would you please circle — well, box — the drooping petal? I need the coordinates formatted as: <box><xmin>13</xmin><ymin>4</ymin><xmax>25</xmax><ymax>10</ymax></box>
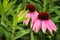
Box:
<box><xmin>48</xmin><ymin>20</ymin><xmax>57</xmax><ymax>31</ymax></box>
<box><xmin>33</xmin><ymin>19</ymin><xmax>41</xmax><ymax>33</ymax></box>
<box><xmin>30</xmin><ymin>11</ymin><xmax>38</xmax><ymax>28</ymax></box>
<box><xmin>33</xmin><ymin>10</ymin><xmax>38</xmax><ymax>17</ymax></box>
<box><xmin>42</xmin><ymin>20</ymin><xmax>47</xmax><ymax>33</ymax></box>
<box><xmin>46</xmin><ymin>20</ymin><xmax>53</xmax><ymax>35</ymax></box>
<box><xmin>31</xmin><ymin>16</ymin><xmax>38</xmax><ymax>28</ymax></box>
<box><xmin>23</xmin><ymin>18</ymin><xmax>30</xmax><ymax>25</ymax></box>
<box><xmin>25</xmin><ymin>12</ymin><xmax>32</xmax><ymax>18</ymax></box>
<box><xmin>31</xmin><ymin>11</ymin><xmax>38</xmax><ymax>19</ymax></box>
<box><xmin>23</xmin><ymin>12</ymin><xmax>32</xmax><ymax>25</ymax></box>
<box><xmin>30</xmin><ymin>20</ymin><xmax>34</xmax><ymax>28</ymax></box>
<box><xmin>47</xmin><ymin>20</ymin><xmax>57</xmax><ymax>31</ymax></box>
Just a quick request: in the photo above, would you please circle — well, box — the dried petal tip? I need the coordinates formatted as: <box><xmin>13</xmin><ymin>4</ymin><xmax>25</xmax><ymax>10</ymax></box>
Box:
<box><xmin>26</xmin><ymin>4</ymin><xmax>36</xmax><ymax>12</ymax></box>
<box><xmin>38</xmin><ymin>12</ymin><xmax>50</xmax><ymax>20</ymax></box>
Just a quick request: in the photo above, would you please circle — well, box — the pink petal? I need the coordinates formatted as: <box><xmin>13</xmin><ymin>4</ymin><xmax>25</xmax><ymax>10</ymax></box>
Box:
<box><xmin>25</xmin><ymin>12</ymin><xmax>32</xmax><ymax>17</ymax></box>
<box><xmin>30</xmin><ymin>16</ymin><xmax>38</xmax><ymax>28</ymax></box>
<box><xmin>30</xmin><ymin>11</ymin><xmax>38</xmax><ymax>28</ymax></box>
<box><xmin>33</xmin><ymin>10</ymin><xmax>38</xmax><ymax>17</ymax></box>
<box><xmin>46</xmin><ymin>20</ymin><xmax>53</xmax><ymax>35</ymax></box>
<box><xmin>33</xmin><ymin>19</ymin><xmax>41</xmax><ymax>33</ymax></box>
<box><xmin>30</xmin><ymin>20</ymin><xmax>34</xmax><ymax>28</ymax></box>
<box><xmin>48</xmin><ymin>20</ymin><xmax>57</xmax><ymax>31</ymax></box>
<box><xmin>23</xmin><ymin>12</ymin><xmax>32</xmax><ymax>25</ymax></box>
<box><xmin>23</xmin><ymin>18</ymin><xmax>30</xmax><ymax>25</ymax></box>
<box><xmin>42</xmin><ymin>20</ymin><xmax>47</xmax><ymax>33</ymax></box>
<box><xmin>47</xmin><ymin>20</ymin><xmax>56</xmax><ymax>31</ymax></box>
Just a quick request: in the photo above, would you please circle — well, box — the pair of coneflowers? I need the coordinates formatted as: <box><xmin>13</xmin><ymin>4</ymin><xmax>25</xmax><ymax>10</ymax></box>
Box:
<box><xmin>18</xmin><ymin>4</ymin><xmax>57</xmax><ymax>35</ymax></box>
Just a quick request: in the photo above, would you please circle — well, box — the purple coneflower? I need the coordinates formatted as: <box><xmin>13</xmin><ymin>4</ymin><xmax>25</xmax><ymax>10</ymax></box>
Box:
<box><xmin>23</xmin><ymin>4</ymin><xmax>38</xmax><ymax>25</ymax></box>
<box><xmin>32</xmin><ymin>12</ymin><xmax>57</xmax><ymax>34</ymax></box>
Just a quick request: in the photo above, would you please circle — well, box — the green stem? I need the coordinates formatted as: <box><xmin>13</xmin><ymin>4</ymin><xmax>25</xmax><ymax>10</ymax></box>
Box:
<box><xmin>30</xmin><ymin>31</ymin><xmax>34</xmax><ymax>40</ymax></box>
<box><xmin>11</xmin><ymin>27</ymin><xmax>15</xmax><ymax>40</ymax></box>
<box><xmin>11</xmin><ymin>23</ymin><xmax>16</xmax><ymax>40</ymax></box>
<box><xmin>43</xmin><ymin>0</ymin><xmax>46</xmax><ymax>12</ymax></box>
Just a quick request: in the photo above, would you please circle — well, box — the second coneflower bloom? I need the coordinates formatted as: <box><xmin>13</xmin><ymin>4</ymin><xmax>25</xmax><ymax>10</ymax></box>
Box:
<box><xmin>32</xmin><ymin>12</ymin><xmax>57</xmax><ymax>34</ymax></box>
<box><xmin>23</xmin><ymin>4</ymin><xmax>38</xmax><ymax>25</ymax></box>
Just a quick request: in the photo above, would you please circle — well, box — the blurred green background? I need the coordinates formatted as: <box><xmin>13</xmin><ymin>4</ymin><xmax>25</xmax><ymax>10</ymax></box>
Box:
<box><xmin>0</xmin><ymin>0</ymin><xmax>60</xmax><ymax>40</ymax></box>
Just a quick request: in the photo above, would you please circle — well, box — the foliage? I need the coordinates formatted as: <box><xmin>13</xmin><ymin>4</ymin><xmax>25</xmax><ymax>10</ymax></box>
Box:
<box><xmin>0</xmin><ymin>0</ymin><xmax>60</xmax><ymax>40</ymax></box>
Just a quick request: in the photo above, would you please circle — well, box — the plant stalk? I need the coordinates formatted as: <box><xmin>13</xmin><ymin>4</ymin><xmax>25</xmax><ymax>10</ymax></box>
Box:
<box><xmin>43</xmin><ymin>0</ymin><xmax>46</xmax><ymax>12</ymax></box>
<box><xmin>11</xmin><ymin>27</ymin><xmax>15</xmax><ymax>40</ymax></box>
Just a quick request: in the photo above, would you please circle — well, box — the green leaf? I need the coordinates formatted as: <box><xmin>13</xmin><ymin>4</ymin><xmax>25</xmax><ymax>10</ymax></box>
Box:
<box><xmin>30</xmin><ymin>1</ymin><xmax>42</xmax><ymax>11</ymax></box>
<box><xmin>34</xmin><ymin>0</ymin><xmax>40</xmax><ymax>2</ymax></box>
<box><xmin>0</xmin><ymin>24</ymin><xmax>11</xmax><ymax>36</ymax></box>
<box><xmin>3</xmin><ymin>0</ymin><xmax>9</xmax><ymax>8</ymax></box>
<box><xmin>51</xmin><ymin>16</ymin><xmax>60</xmax><ymax>22</ymax></box>
<box><xmin>17</xmin><ymin>24</ymin><xmax>27</xmax><ymax>27</ymax></box>
<box><xmin>14</xmin><ymin>29</ymin><xmax>30</xmax><ymax>39</ymax></box>
<box><xmin>6</xmin><ymin>7</ymin><xmax>15</xmax><ymax>16</ymax></box>
<box><xmin>5</xmin><ymin>0</ymin><xmax>17</xmax><ymax>13</ymax></box>
<box><xmin>0</xmin><ymin>30</ymin><xmax>4</xmax><ymax>40</ymax></box>
<box><xmin>55</xmin><ymin>10</ymin><xmax>60</xmax><ymax>16</ymax></box>
<box><xmin>47</xmin><ymin>36</ymin><xmax>52</xmax><ymax>39</ymax></box>
<box><xmin>0</xmin><ymin>1</ymin><xmax>4</xmax><ymax>14</ymax></box>
<box><xmin>22</xmin><ymin>0</ymin><xmax>27</xmax><ymax>4</ymax></box>
<box><xmin>16</xmin><ymin>26</ymin><xmax>25</xmax><ymax>31</ymax></box>
<box><xmin>49</xmin><ymin>6</ymin><xmax>60</xmax><ymax>15</ymax></box>
<box><xmin>17</xmin><ymin>3</ymin><xmax>22</xmax><ymax>13</ymax></box>
<box><xmin>5</xmin><ymin>33</ymin><xmax>11</xmax><ymax>40</ymax></box>
<box><xmin>52</xmin><ymin>6</ymin><xmax>60</xmax><ymax>15</ymax></box>
<box><xmin>18</xmin><ymin>8</ymin><xmax>28</xmax><ymax>22</ymax></box>
<box><xmin>1</xmin><ymin>21</ymin><xmax>7</xmax><ymax>28</ymax></box>
<box><xmin>18</xmin><ymin>18</ymin><xmax>27</xmax><ymax>23</ymax></box>
<box><xmin>56</xmin><ymin>34</ymin><xmax>60</xmax><ymax>40</ymax></box>
<box><xmin>30</xmin><ymin>31</ymin><xmax>34</xmax><ymax>40</ymax></box>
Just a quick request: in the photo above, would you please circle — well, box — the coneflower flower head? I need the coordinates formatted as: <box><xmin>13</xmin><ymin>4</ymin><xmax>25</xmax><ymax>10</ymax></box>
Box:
<box><xmin>38</xmin><ymin>12</ymin><xmax>49</xmax><ymax>20</ymax></box>
<box><xmin>32</xmin><ymin>12</ymin><xmax>57</xmax><ymax>35</ymax></box>
<box><xmin>26</xmin><ymin>4</ymin><xmax>36</xmax><ymax>12</ymax></box>
<box><xmin>23</xmin><ymin>4</ymin><xmax>38</xmax><ymax>25</ymax></box>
